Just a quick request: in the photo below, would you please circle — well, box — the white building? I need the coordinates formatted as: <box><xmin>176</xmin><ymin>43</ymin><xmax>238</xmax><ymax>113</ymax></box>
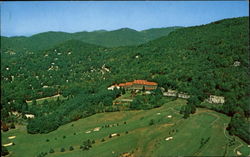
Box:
<box><xmin>25</xmin><ymin>114</ymin><xmax>35</xmax><ymax>119</ymax></box>
<box><xmin>163</xmin><ymin>89</ymin><xmax>177</xmax><ymax>97</ymax></box>
<box><xmin>107</xmin><ymin>85</ymin><xmax>120</xmax><ymax>90</ymax></box>
<box><xmin>207</xmin><ymin>95</ymin><xmax>225</xmax><ymax>104</ymax></box>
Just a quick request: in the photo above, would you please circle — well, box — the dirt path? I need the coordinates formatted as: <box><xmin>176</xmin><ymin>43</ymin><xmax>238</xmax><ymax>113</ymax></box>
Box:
<box><xmin>26</xmin><ymin>94</ymin><xmax>61</xmax><ymax>103</ymax></box>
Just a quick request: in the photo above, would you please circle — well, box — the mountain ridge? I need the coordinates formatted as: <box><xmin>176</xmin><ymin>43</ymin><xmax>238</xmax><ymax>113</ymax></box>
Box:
<box><xmin>0</xmin><ymin>26</ymin><xmax>182</xmax><ymax>52</ymax></box>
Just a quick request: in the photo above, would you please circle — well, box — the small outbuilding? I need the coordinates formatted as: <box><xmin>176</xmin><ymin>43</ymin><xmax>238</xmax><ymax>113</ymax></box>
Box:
<box><xmin>25</xmin><ymin>114</ymin><xmax>35</xmax><ymax>119</ymax></box>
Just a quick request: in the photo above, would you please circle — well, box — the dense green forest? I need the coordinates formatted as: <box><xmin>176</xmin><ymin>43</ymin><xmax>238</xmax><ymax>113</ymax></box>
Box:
<box><xmin>1</xmin><ymin>17</ymin><xmax>249</xmax><ymax>143</ymax></box>
<box><xmin>1</xmin><ymin>26</ymin><xmax>181</xmax><ymax>52</ymax></box>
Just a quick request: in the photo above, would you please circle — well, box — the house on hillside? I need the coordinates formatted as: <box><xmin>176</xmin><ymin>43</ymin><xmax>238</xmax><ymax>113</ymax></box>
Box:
<box><xmin>25</xmin><ymin>114</ymin><xmax>35</xmax><ymax>119</ymax></box>
<box><xmin>178</xmin><ymin>92</ymin><xmax>190</xmax><ymax>99</ymax></box>
<box><xmin>108</xmin><ymin>80</ymin><xmax>158</xmax><ymax>91</ymax></box>
<box><xmin>163</xmin><ymin>90</ymin><xmax>190</xmax><ymax>99</ymax></box>
<box><xmin>163</xmin><ymin>89</ymin><xmax>178</xmax><ymax>97</ymax></box>
<box><xmin>233</xmin><ymin>61</ymin><xmax>241</xmax><ymax>67</ymax></box>
<box><xmin>206</xmin><ymin>95</ymin><xmax>225</xmax><ymax>104</ymax></box>
<box><xmin>107</xmin><ymin>84</ymin><xmax>120</xmax><ymax>90</ymax></box>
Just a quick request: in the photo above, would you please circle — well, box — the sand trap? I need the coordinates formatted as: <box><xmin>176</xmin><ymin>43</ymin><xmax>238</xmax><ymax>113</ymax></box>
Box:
<box><xmin>167</xmin><ymin>115</ymin><xmax>172</xmax><ymax>118</ymax></box>
<box><xmin>236</xmin><ymin>151</ymin><xmax>242</xmax><ymax>156</ymax></box>
<box><xmin>8</xmin><ymin>136</ymin><xmax>16</xmax><ymax>139</ymax></box>
<box><xmin>85</xmin><ymin>131</ymin><xmax>91</xmax><ymax>134</ymax></box>
<box><xmin>165</xmin><ymin>137</ymin><xmax>173</xmax><ymax>141</ymax></box>
<box><xmin>3</xmin><ymin>143</ymin><xmax>13</xmax><ymax>147</ymax></box>
<box><xmin>93</xmin><ymin>127</ymin><xmax>101</xmax><ymax>131</ymax></box>
<box><xmin>157</xmin><ymin>113</ymin><xmax>161</xmax><ymax>115</ymax></box>
<box><xmin>111</xmin><ymin>133</ymin><xmax>117</xmax><ymax>137</ymax></box>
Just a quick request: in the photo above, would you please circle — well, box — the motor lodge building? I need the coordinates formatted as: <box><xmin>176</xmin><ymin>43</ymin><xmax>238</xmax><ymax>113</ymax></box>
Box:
<box><xmin>108</xmin><ymin>80</ymin><xmax>158</xmax><ymax>91</ymax></box>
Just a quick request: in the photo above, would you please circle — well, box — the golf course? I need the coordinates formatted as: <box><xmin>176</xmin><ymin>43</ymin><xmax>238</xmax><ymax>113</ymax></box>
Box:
<box><xmin>2</xmin><ymin>98</ymin><xmax>249</xmax><ymax>157</ymax></box>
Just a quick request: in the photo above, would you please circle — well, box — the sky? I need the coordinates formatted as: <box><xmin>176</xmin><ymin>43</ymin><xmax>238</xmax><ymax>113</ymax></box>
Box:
<box><xmin>1</xmin><ymin>1</ymin><xmax>249</xmax><ymax>37</ymax></box>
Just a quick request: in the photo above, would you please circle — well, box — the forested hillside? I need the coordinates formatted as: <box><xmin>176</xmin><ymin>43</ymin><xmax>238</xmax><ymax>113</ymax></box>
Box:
<box><xmin>1</xmin><ymin>17</ymin><xmax>249</xmax><ymax>143</ymax></box>
<box><xmin>0</xmin><ymin>26</ymin><xmax>181</xmax><ymax>52</ymax></box>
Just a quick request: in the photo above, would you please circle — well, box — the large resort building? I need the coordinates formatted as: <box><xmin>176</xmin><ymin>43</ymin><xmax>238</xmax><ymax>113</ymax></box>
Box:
<box><xmin>108</xmin><ymin>80</ymin><xmax>158</xmax><ymax>91</ymax></box>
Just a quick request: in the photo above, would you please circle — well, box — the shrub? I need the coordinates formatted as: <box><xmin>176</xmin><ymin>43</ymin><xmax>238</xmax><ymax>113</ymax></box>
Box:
<box><xmin>46</xmin><ymin>139</ymin><xmax>49</xmax><ymax>142</ymax></box>
<box><xmin>124</xmin><ymin>121</ymin><xmax>127</xmax><ymax>124</ymax></box>
<box><xmin>10</xmin><ymin>123</ymin><xmax>15</xmax><ymax>129</ymax></box>
<box><xmin>69</xmin><ymin>146</ymin><xmax>74</xmax><ymax>151</ymax></box>
<box><xmin>60</xmin><ymin>148</ymin><xmax>65</xmax><ymax>152</ymax></box>
<box><xmin>101</xmin><ymin>138</ymin><xmax>105</xmax><ymax>142</ymax></box>
<box><xmin>49</xmin><ymin>148</ymin><xmax>54</xmax><ymax>153</ymax></box>
<box><xmin>63</xmin><ymin>135</ymin><xmax>66</xmax><ymax>139</ymax></box>
<box><xmin>92</xmin><ymin>140</ymin><xmax>95</xmax><ymax>144</ymax></box>
<box><xmin>83</xmin><ymin>145</ymin><xmax>89</xmax><ymax>150</ymax></box>
<box><xmin>149</xmin><ymin>119</ymin><xmax>155</xmax><ymax>125</ymax></box>
<box><xmin>73</xmin><ymin>132</ymin><xmax>76</xmax><ymax>135</ymax></box>
<box><xmin>2</xmin><ymin>123</ymin><xmax>9</xmax><ymax>132</ymax></box>
<box><xmin>80</xmin><ymin>145</ymin><xmax>83</xmax><ymax>149</ymax></box>
<box><xmin>125</xmin><ymin>131</ymin><xmax>129</xmax><ymax>134</ymax></box>
<box><xmin>1</xmin><ymin>146</ymin><xmax>9</xmax><ymax>156</ymax></box>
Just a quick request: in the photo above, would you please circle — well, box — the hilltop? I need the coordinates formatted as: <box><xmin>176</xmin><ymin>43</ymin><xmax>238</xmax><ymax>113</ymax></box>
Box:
<box><xmin>0</xmin><ymin>26</ymin><xmax>181</xmax><ymax>52</ymax></box>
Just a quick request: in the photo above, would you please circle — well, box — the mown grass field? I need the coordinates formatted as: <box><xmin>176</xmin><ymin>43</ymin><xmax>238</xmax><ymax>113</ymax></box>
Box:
<box><xmin>2</xmin><ymin>99</ymin><xmax>249</xmax><ymax>157</ymax></box>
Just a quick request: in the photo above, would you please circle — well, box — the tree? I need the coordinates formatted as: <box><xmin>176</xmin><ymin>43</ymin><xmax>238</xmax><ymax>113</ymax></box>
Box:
<box><xmin>121</xmin><ymin>88</ymin><xmax>126</xmax><ymax>94</ymax></box>
<box><xmin>190</xmin><ymin>104</ymin><xmax>196</xmax><ymax>114</ymax></box>
<box><xmin>49</xmin><ymin>148</ymin><xmax>54</xmax><ymax>153</ymax></box>
<box><xmin>154</xmin><ymin>87</ymin><xmax>162</xmax><ymax>96</ymax></box>
<box><xmin>187</xmin><ymin>96</ymin><xmax>200</xmax><ymax>107</ymax></box>
<box><xmin>142</xmin><ymin>86</ymin><xmax>146</xmax><ymax>92</ymax></box>
<box><xmin>10</xmin><ymin>123</ymin><xmax>15</xmax><ymax>129</ymax></box>
<box><xmin>32</xmin><ymin>99</ymin><xmax>37</xmax><ymax>106</ymax></box>
<box><xmin>21</xmin><ymin>102</ymin><xmax>29</xmax><ymax>113</ymax></box>
<box><xmin>1</xmin><ymin>146</ymin><xmax>9</xmax><ymax>156</ymax></box>
<box><xmin>2</xmin><ymin>122</ymin><xmax>9</xmax><ymax>132</ymax></box>
<box><xmin>149</xmin><ymin>119</ymin><xmax>155</xmax><ymax>125</ymax></box>
<box><xmin>180</xmin><ymin>106</ymin><xmax>186</xmax><ymax>114</ymax></box>
<box><xmin>183</xmin><ymin>105</ymin><xmax>191</xmax><ymax>119</ymax></box>
<box><xmin>227</xmin><ymin>113</ymin><xmax>250</xmax><ymax>144</ymax></box>
<box><xmin>69</xmin><ymin>146</ymin><xmax>74</xmax><ymax>151</ymax></box>
<box><xmin>60</xmin><ymin>148</ymin><xmax>65</xmax><ymax>152</ymax></box>
<box><xmin>83</xmin><ymin>139</ymin><xmax>92</xmax><ymax>150</ymax></box>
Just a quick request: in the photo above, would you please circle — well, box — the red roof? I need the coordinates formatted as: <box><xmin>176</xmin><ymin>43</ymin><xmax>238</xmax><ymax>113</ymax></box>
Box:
<box><xmin>117</xmin><ymin>80</ymin><xmax>157</xmax><ymax>87</ymax></box>
<box><xmin>125</xmin><ymin>82</ymin><xmax>133</xmax><ymax>86</ymax></box>
<box><xmin>118</xmin><ymin>83</ymin><xmax>126</xmax><ymax>87</ymax></box>
<box><xmin>146</xmin><ymin>82</ymin><xmax>158</xmax><ymax>85</ymax></box>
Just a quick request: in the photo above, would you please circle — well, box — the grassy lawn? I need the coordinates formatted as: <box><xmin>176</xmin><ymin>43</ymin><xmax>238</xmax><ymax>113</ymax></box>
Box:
<box><xmin>2</xmin><ymin>99</ymin><xmax>249</xmax><ymax>157</ymax></box>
